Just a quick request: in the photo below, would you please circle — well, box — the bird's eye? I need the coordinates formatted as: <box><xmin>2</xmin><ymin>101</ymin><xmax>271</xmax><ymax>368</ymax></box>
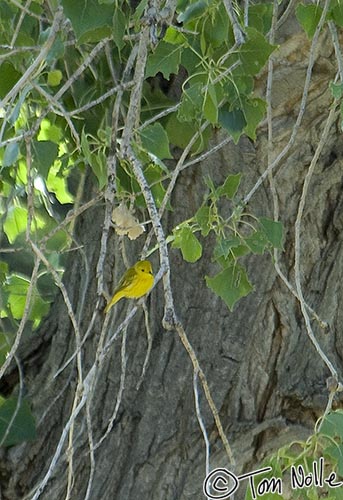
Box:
<box><xmin>141</xmin><ymin>269</ymin><xmax>144</xmax><ymax>272</ymax></box>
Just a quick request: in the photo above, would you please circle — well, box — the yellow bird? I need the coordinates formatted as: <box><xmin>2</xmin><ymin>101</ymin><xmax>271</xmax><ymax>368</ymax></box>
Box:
<box><xmin>104</xmin><ymin>260</ymin><xmax>154</xmax><ymax>313</ymax></box>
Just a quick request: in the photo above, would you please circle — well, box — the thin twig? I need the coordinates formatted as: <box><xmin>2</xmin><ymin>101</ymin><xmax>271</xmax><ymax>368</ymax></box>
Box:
<box><xmin>222</xmin><ymin>0</ymin><xmax>245</xmax><ymax>45</ymax></box>
<box><xmin>193</xmin><ymin>370</ymin><xmax>211</xmax><ymax>482</ymax></box>
<box><xmin>93</xmin><ymin>326</ymin><xmax>128</xmax><ymax>451</ymax></box>
<box><xmin>243</xmin><ymin>0</ymin><xmax>331</xmax><ymax>205</ymax></box>
<box><xmin>176</xmin><ymin>322</ymin><xmax>235</xmax><ymax>465</ymax></box>
<box><xmin>84</xmin><ymin>397</ymin><xmax>96</xmax><ymax>500</ymax></box>
<box><xmin>67</xmin><ymin>80</ymin><xmax>134</xmax><ymax>117</ymax></box>
<box><xmin>0</xmin><ymin>257</ymin><xmax>41</xmax><ymax>381</ymax></box>
<box><xmin>10</xmin><ymin>0</ymin><xmax>32</xmax><ymax>48</ymax></box>
<box><xmin>29</xmin><ymin>368</ymin><xmax>96</xmax><ymax>500</ymax></box>
<box><xmin>0</xmin><ymin>355</ymin><xmax>24</xmax><ymax>447</ymax></box>
<box><xmin>0</xmin><ymin>7</ymin><xmax>63</xmax><ymax>110</ymax></box>
<box><xmin>294</xmin><ymin>102</ymin><xmax>339</xmax><ymax>380</ymax></box>
<box><xmin>136</xmin><ymin>302</ymin><xmax>153</xmax><ymax>391</ymax></box>
<box><xmin>9</xmin><ymin>0</ymin><xmax>45</xmax><ymax>21</ymax></box>
<box><xmin>328</xmin><ymin>21</ymin><xmax>343</xmax><ymax>82</ymax></box>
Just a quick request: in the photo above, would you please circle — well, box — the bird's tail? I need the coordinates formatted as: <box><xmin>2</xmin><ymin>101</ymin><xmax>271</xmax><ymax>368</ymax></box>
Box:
<box><xmin>104</xmin><ymin>292</ymin><xmax>122</xmax><ymax>313</ymax></box>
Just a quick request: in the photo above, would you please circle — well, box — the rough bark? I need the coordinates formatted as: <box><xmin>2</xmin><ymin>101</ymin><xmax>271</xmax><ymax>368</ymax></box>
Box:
<box><xmin>1</xmin><ymin>15</ymin><xmax>343</xmax><ymax>500</ymax></box>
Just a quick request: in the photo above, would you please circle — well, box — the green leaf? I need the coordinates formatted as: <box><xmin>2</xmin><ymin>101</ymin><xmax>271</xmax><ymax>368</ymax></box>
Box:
<box><xmin>45</xmin><ymin>35</ymin><xmax>65</xmax><ymax>64</ymax></box>
<box><xmin>145</xmin><ymin>42</ymin><xmax>182</xmax><ymax>79</ymax></box>
<box><xmin>144</xmin><ymin>163</ymin><xmax>168</xmax><ymax>209</ymax></box>
<box><xmin>330</xmin><ymin>0</ymin><xmax>343</xmax><ymax>27</ymax></box>
<box><xmin>204</xmin><ymin>175</ymin><xmax>218</xmax><ymax>199</ymax></box>
<box><xmin>46</xmin><ymin>166</ymin><xmax>74</xmax><ymax>204</ymax></box>
<box><xmin>32</xmin><ymin>141</ymin><xmax>59</xmax><ymax>178</ymax></box>
<box><xmin>203</xmin><ymin>84</ymin><xmax>218</xmax><ymax>124</ymax></box>
<box><xmin>113</xmin><ymin>8</ymin><xmax>126</xmax><ymax>50</ymax></box>
<box><xmin>4</xmin><ymin>206</ymin><xmax>27</xmax><ymax>243</ymax></box>
<box><xmin>90</xmin><ymin>151</ymin><xmax>107</xmax><ymax>190</ymax></box>
<box><xmin>178</xmin><ymin>82</ymin><xmax>204</xmax><ymax>122</ymax></box>
<box><xmin>61</xmin><ymin>0</ymin><xmax>113</xmax><ymax>42</ymax></box>
<box><xmin>5</xmin><ymin>274</ymin><xmax>50</xmax><ymax>323</ymax></box>
<box><xmin>38</xmin><ymin>119</ymin><xmax>62</xmax><ymax>144</ymax></box>
<box><xmin>243</xmin><ymin>97</ymin><xmax>267</xmax><ymax>140</ymax></box>
<box><xmin>203</xmin><ymin>3</ymin><xmax>228</xmax><ymax>48</ymax></box>
<box><xmin>195</xmin><ymin>206</ymin><xmax>211</xmax><ymax>236</ymax></box>
<box><xmin>177</xmin><ymin>1</ymin><xmax>207</xmax><ymax>23</ymax></box>
<box><xmin>164</xmin><ymin>26</ymin><xmax>186</xmax><ymax>45</ymax></box>
<box><xmin>218</xmin><ymin>105</ymin><xmax>246</xmax><ymax>143</ymax></box>
<box><xmin>295</xmin><ymin>3</ymin><xmax>323</xmax><ymax>39</ymax></box>
<box><xmin>0</xmin><ymin>333</ymin><xmax>11</xmax><ymax>368</ymax></box>
<box><xmin>165</xmin><ymin>113</ymin><xmax>211</xmax><ymax>153</ymax></box>
<box><xmin>259</xmin><ymin>217</ymin><xmax>284</xmax><ymax>249</ymax></box>
<box><xmin>244</xmin><ymin>230</ymin><xmax>268</xmax><ymax>255</ymax></box>
<box><xmin>0</xmin><ymin>261</ymin><xmax>9</xmax><ymax>284</ymax></box>
<box><xmin>133</xmin><ymin>0</ymin><xmax>148</xmax><ymax>23</ymax></box>
<box><xmin>172</xmin><ymin>225</ymin><xmax>202</xmax><ymax>263</ymax></box>
<box><xmin>47</xmin><ymin>69</ymin><xmax>62</xmax><ymax>87</ymax></box>
<box><xmin>239</xmin><ymin>27</ymin><xmax>277</xmax><ymax>76</ymax></box>
<box><xmin>139</xmin><ymin>123</ymin><xmax>172</xmax><ymax>159</ymax></box>
<box><xmin>0</xmin><ymin>62</ymin><xmax>20</xmax><ymax>99</ymax></box>
<box><xmin>0</xmin><ymin>396</ymin><xmax>36</xmax><ymax>447</ymax></box>
<box><xmin>248</xmin><ymin>3</ymin><xmax>273</xmax><ymax>34</ymax></box>
<box><xmin>3</xmin><ymin>142</ymin><xmax>19</xmax><ymax>168</ymax></box>
<box><xmin>81</xmin><ymin>129</ymin><xmax>92</xmax><ymax>164</ymax></box>
<box><xmin>9</xmin><ymin>86</ymin><xmax>31</xmax><ymax>125</ymax></box>
<box><xmin>213</xmin><ymin>236</ymin><xmax>241</xmax><ymax>260</ymax></box>
<box><xmin>206</xmin><ymin>263</ymin><xmax>254</xmax><ymax>311</ymax></box>
<box><xmin>217</xmin><ymin>174</ymin><xmax>241</xmax><ymax>199</ymax></box>
<box><xmin>330</xmin><ymin>82</ymin><xmax>343</xmax><ymax>99</ymax></box>
<box><xmin>320</xmin><ymin>410</ymin><xmax>343</xmax><ymax>439</ymax></box>
<box><xmin>324</xmin><ymin>443</ymin><xmax>343</xmax><ymax>477</ymax></box>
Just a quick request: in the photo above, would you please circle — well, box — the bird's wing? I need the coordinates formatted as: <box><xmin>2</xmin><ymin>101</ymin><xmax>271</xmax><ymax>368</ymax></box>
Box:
<box><xmin>114</xmin><ymin>267</ymin><xmax>137</xmax><ymax>294</ymax></box>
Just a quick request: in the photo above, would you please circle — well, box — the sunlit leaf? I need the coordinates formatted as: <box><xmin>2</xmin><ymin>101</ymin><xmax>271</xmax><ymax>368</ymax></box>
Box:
<box><xmin>38</xmin><ymin>119</ymin><xmax>62</xmax><ymax>144</ymax></box>
<box><xmin>47</xmin><ymin>69</ymin><xmax>62</xmax><ymax>87</ymax></box>
<box><xmin>4</xmin><ymin>206</ymin><xmax>27</xmax><ymax>243</ymax></box>
<box><xmin>46</xmin><ymin>166</ymin><xmax>74</xmax><ymax>204</ymax></box>
<box><xmin>5</xmin><ymin>274</ymin><xmax>50</xmax><ymax>323</ymax></box>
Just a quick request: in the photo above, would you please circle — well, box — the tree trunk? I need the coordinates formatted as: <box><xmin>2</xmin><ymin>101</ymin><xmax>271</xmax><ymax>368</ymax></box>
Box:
<box><xmin>1</xmin><ymin>13</ymin><xmax>343</xmax><ymax>500</ymax></box>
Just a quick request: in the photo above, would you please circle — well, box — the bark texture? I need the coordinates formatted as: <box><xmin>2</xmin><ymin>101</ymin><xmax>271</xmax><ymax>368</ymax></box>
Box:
<box><xmin>1</xmin><ymin>15</ymin><xmax>343</xmax><ymax>500</ymax></box>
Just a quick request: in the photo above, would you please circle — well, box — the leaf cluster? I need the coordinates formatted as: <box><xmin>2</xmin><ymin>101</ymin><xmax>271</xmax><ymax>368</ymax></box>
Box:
<box><xmin>245</xmin><ymin>411</ymin><xmax>343</xmax><ymax>500</ymax></box>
